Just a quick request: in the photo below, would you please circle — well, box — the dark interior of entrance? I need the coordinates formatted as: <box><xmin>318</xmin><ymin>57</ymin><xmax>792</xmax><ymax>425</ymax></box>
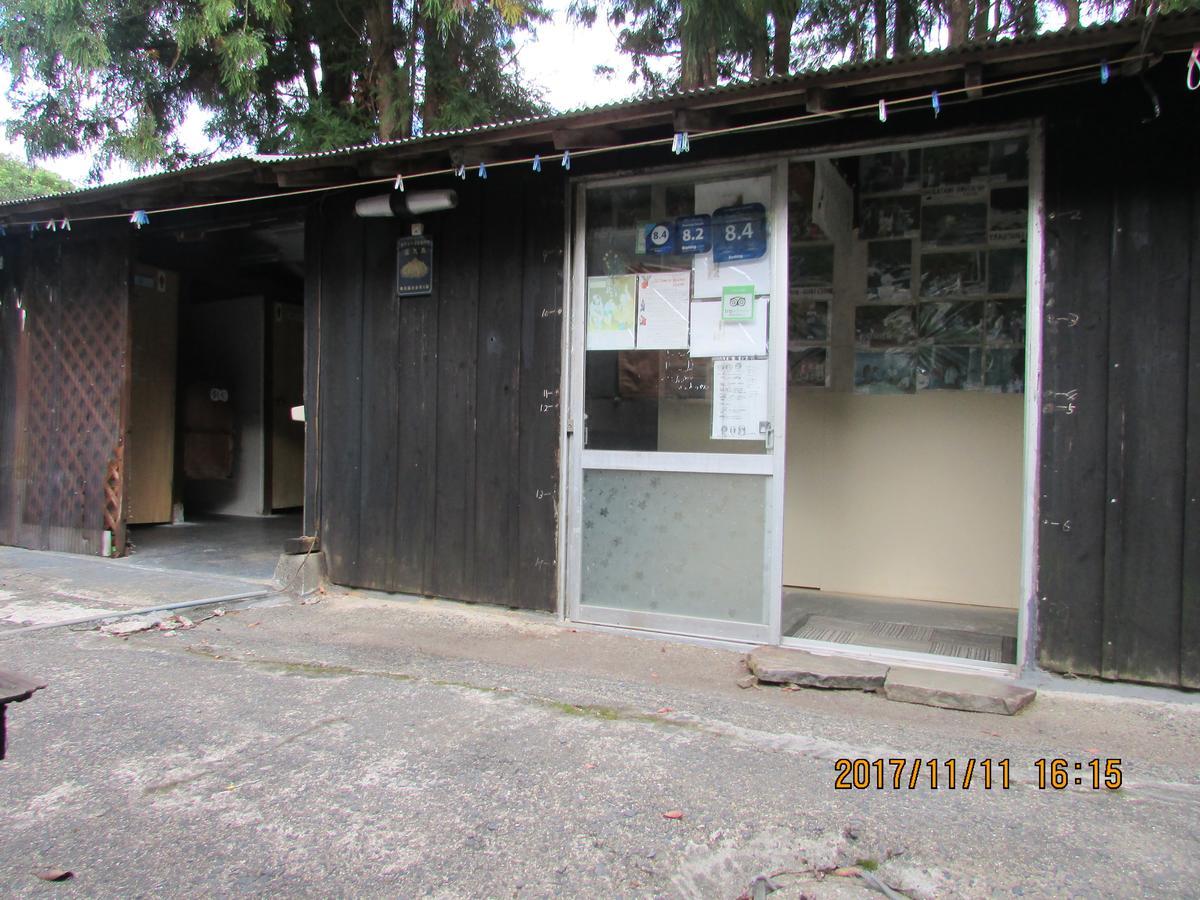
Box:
<box><xmin>782</xmin><ymin>138</ymin><xmax>1027</xmax><ymax>665</ymax></box>
<box><xmin>121</xmin><ymin>212</ymin><xmax>306</xmax><ymax>578</ymax></box>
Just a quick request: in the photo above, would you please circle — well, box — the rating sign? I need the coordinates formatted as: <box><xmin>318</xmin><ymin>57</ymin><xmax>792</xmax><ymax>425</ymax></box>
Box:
<box><xmin>675</xmin><ymin>215</ymin><xmax>711</xmax><ymax>254</ymax></box>
<box><xmin>712</xmin><ymin>203</ymin><xmax>767</xmax><ymax>264</ymax></box>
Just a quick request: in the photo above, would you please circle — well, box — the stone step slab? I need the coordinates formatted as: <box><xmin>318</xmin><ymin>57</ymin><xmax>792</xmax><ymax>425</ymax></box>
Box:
<box><xmin>746</xmin><ymin>646</ymin><xmax>889</xmax><ymax>691</ymax></box>
<box><xmin>882</xmin><ymin>665</ymin><xmax>1036</xmax><ymax>715</ymax></box>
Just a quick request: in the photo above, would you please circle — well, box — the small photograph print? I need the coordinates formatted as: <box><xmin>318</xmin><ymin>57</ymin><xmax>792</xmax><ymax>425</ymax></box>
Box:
<box><xmin>789</xmin><ymin>243</ymin><xmax>835</xmax><ymax>298</ymax></box>
<box><xmin>866</xmin><ymin>239</ymin><xmax>913</xmax><ymax>303</ymax></box>
<box><xmin>919</xmin><ymin>251</ymin><xmax>986</xmax><ymax>298</ymax></box>
<box><xmin>921</xmin><ymin>202</ymin><xmax>987</xmax><ymax>247</ymax></box>
<box><xmin>985</xmin><ymin>300</ymin><xmax>1026</xmax><ymax>346</ymax></box>
<box><xmin>989</xmin><ymin>187</ymin><xmax>1027</xmax><ymax>241</ymax></box>
<box><xmin>788</xmin><ymin>161</ymin><xmax>829</xmax><ymax>242</ymax></box>
<box><xmin>984</xmin><ymin>347</ymin><xmax>1026</xmax><ymax>393</ymax></box>
<box><xmin>914</xmin><ymin>345</ymin><xmax>982</xmax><ymax>391</ymax></box>
<box><xmin>859</xmin><ymin>149</ymin><xmax>922</xmax><ymax>194</ymax></box>
<box><xmin>917</xmin><ymin>301</ymin><xmax>984</xmax><ymax>344</ymax></box>
<box><xmin>789</xmin><ymin>347</ymin><xmax>829</xmax><ymax>387</ymax></box>
<box><xmin>789</xmin><ymin>299</ymin><xmax>830</xmax><ymax>343</ymax></box>
<box><xmin>860</xmin><ymin>195</ymin><xmax>920</xmax><ymax>239</ymax></box>
<box><xmin>854</xmin><ymin>349</ymin><xmax>915</xmax><ymax>394</ymax></box>
<box><xmin>990</xmin><ymin>137</ymin><xmax>1029</xmax><ymax>183</ymax></box>
<box><xmin>922</xmin><ymin>142</ymin><xmax>990</xmax><ymax>188</ymax></box>
<box><xmin>988</xmin><ymin>247</ymin><xmax>1027</xmax><ymax>295</ymax></box>
<box><xmin>855</xmin><ymin>304</ymin><xmax>916</xmax><ymax>347</ymax></box>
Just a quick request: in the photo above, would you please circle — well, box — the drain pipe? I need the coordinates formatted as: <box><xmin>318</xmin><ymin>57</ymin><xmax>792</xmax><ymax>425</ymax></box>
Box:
<box><xmin>0</xmin><ymin>589</ymin><xmax>270</xmax><ymax>639</ymax></box>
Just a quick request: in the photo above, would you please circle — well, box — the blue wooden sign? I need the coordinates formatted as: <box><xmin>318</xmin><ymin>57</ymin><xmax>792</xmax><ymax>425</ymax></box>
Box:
<box><xmin>675</xmin><ymin>215</ymin><xmax>711</xmax><ymax>254</ymax></box>
<box><xmin>712</xmin><ymin>203</ymin><xmax>767</xmax><ymax>263</ymax></box>
<box><xmin>644</xmin><ymin>221</ymin><xmax>675</xmax><ymax>254</ymax></box>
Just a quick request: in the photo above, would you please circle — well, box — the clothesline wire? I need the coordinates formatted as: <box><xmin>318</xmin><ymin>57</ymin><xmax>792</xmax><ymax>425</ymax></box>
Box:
<box><xmin>4</xmin><ymin>48</ymin><xmax>1192</xmax><ymax>230</ymax></box>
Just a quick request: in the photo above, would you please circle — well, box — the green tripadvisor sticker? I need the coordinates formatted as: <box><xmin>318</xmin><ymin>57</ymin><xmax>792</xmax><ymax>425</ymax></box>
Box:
<box><xmin>721</xmin><ymin>284</ymin><xmax>755</xmax><ymax>322</ymax></box>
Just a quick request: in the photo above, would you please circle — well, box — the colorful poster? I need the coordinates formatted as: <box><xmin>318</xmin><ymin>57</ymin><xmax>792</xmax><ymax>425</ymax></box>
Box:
<box><xmin>586</xmin><ymin>274</ymin><xmax>637</xmax><ymax>351</ymax></box>
<box><xmin>690</xmin><ymin>297</ymin><xmax>769</xmax><ymax>358</ymax></box>
<box><xmin>711</xmin><ymin>357</ymin><xmax>769</xmax><ymax>440</ymax></box>
<box><xmin>635</xmin><ymin>271</ymin><xmax>691</xmax><ymax>350</ymax></box>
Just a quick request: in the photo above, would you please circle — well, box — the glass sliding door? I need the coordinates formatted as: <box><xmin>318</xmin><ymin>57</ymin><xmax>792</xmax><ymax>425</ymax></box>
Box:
<box><xmin>566</xmin><ymin>162</ymin><xmax>788</xmax><ymax>643</ymax></box>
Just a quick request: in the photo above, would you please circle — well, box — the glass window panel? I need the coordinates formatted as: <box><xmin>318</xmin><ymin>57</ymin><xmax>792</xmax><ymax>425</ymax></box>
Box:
<box><xmin>581</xmin><ymin>469</ymin><xmax>768</xmax><ymax>624</ymax></box>
<box><xmin>583</xmin><ymin>171</ymin><xmax>775</xmax><ymax>453</ymax></box>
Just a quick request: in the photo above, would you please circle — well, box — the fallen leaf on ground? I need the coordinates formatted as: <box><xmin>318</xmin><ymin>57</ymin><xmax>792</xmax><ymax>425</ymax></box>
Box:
<box><xmin>656</xmin><ymin>707</ymin><xmax>673</xmax><ymax>714</ymax></box>
<box><xmin>34</xmin><ymin>869</ymin><xmax>73</xmax><ymax>881</ymax></box>
<box><xmin>662</xmin><ymin>810</ymin><xmax>684</xmax><ymax>820</ymax></box>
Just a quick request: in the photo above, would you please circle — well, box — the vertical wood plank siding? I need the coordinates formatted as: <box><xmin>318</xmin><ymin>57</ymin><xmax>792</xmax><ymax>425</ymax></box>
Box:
<box><xmin>0</xmin><ymin>231</ymin><xmax>130</xmax><ymax>556</ymax></box>
<box><xmin>1040</xmin><ymin>117</ymin><xmax>1199</xmax><ymax>688</ymax></box>
<box><xmin>310</xmin><ymin>174</ymin><xmax>564</xmax><ymax>612</ymax></box>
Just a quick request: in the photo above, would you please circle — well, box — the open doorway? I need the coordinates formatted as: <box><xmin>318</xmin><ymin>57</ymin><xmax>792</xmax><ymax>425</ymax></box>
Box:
<box><xmin>120</xmin><ymin>212</ymin><xmax>307</xmax><ymax>581</ymax></box>
<box><xmin>781</xmin><ymin>135</ymin><xmax>1029</xmax><ymax>666</ymax></box>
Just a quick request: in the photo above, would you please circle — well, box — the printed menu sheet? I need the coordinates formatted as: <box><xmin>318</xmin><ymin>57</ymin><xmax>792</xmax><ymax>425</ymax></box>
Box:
<box><xmin>711</xmin><ymin>357</ymin><xmax>769</xmax><ymax>440</ymax></box>
<box><xmin>635</xmin><ymin>271</ymin><xmax>691</xmax><ymax>350</ymax></box>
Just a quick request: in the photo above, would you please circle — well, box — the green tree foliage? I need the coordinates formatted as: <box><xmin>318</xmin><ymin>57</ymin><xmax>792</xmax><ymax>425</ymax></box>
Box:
<box><xmin>572</xmin><ymin>0</ymin><xmax>1198</xmax><ymax>92</ymax></box>
<box><xmin>0</xmin><ymin>152</ymin><xmax>73</xmax><ymax>200</ymax></box>
<box><xmin>0</xmin><ymin>0</ymin><xmax>550</xmax><ymax>177</ymax></box>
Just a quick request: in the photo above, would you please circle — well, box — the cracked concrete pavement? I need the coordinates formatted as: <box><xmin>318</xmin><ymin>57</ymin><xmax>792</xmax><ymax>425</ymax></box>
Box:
<box><xmin>2</xmin><ymin>586</ymin><xmax>1199</xmax><ymax>898</ymax></box>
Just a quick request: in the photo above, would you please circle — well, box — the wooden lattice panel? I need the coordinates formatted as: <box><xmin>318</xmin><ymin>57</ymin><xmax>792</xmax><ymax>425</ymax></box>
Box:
<box><xmin>2</xmin><ymin>236</ymin><xmax>129</xmax><ymax>554</ymax></box>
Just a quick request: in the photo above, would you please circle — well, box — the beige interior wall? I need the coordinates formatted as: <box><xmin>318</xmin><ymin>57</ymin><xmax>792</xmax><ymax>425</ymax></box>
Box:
<box><xmin>783</xmin><ymin>390</ymin><xmax>1023</xmax><ymax>608</ymax></box>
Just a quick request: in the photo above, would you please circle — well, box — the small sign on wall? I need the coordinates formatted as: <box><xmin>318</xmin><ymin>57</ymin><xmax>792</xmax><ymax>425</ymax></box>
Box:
<box><xmin>396</xmin><ymin>236</ymin><xmax>433</xmax><ymax>296</ymax></box>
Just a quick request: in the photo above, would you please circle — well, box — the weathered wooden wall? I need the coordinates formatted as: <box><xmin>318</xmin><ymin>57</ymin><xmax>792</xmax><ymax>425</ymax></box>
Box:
<box><xmin>308</xmin><ymin>173</ymin><xmax>564</xmax><ymax>611</ymax></box>
<box><xmin>0</xmin><ymin>230</ymin><xmax>130</xmax><ymax>555</ymax></box>
<box><xmin>1039</xmin><ymin>102</ymin><xmax>1199</xmax><ymax>688</ymax></box>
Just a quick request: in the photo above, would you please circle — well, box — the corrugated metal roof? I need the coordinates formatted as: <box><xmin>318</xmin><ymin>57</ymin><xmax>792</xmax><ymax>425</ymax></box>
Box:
<box><xmin>1</xmin><ymin>11</ymin><xmax>1194</xmax><ymax>212</ymax></box>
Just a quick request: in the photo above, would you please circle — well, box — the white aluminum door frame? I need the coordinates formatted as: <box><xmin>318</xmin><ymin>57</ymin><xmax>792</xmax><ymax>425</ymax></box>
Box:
<box><xmin>563</xmin><ymin>159</ymin><xmax>790</xmax><ymax>645</ymax></box>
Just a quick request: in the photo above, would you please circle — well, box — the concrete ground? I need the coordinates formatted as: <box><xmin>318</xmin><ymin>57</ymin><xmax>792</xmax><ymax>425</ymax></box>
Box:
<box><xmin>122</xmin><ymin>513</ymin><xmax>303</xmax><ymax>582</ymax></box>
<box><xmin>1</xmin><ymin>573</ymin><xmax>1199</xmax><ymax>897</ymax></box>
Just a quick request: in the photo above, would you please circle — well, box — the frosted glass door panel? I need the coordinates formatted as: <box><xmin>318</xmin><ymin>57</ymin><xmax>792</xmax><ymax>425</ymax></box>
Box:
<box><xmin>581</xmin><ymin>469</ymin><xmax>768</xmax><ymax>624</ymax></box>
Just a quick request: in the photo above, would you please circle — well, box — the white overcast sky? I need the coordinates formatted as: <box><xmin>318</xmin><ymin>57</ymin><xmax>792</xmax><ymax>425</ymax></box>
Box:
<box><xmin>0</xmin><ymin>3</ymin><xmax>638</xmax><ymax>187</ymax></box>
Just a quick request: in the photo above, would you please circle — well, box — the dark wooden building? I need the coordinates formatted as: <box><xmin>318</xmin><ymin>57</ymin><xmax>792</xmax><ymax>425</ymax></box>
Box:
<box><xmin>1</xmin><ymin>14</ymin><xmax>1198</xmax><ymax>688</ymax></box>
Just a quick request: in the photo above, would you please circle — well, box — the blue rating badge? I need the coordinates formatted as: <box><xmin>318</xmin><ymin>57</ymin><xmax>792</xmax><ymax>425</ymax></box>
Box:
<box><xmin>675</xmin><ymin>215</ymin><xmax>711</xmax><ymax>254</ymax></box>
<box><xmin>712</xmin><ymin>203</ymin><xmax>767</xmax><ymax>264</ymax></box>
<box><xmin>644</xmin><ymin>221</ymin><xmax>675</xmax><ymax>254</ymax></box>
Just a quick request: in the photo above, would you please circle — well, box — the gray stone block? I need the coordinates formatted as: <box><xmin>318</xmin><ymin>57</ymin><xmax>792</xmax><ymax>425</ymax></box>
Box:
<box><xmin>882</xmin><ymin>666</ymin><xmax>1036</xmax><ymax>715</ymax></box>
<box><xmin>746</xmin><ymin>646</ymin><xmax>889</xmax><ymax>691</ymax></box>
<box><xmin>273</xmin><ymin>551</ymin><xmax>326</xmax><ymax>597</ymax></box>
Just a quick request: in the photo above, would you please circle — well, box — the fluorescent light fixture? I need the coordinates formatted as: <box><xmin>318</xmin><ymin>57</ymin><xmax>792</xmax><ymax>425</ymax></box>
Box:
<box><xmin>355</xmin><ymin>190</ymin><xmax>458</xmax><ymax>218</ymax></box>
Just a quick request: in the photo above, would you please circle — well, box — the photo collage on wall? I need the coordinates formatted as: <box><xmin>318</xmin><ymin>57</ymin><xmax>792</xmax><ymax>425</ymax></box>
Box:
<box><xmin>854</xmin><ymin>138</ymin><xmax>1028</xmax><ymax>395</ymax></box>
<box><xmin>787</xmin><ymin>161</ymin><xmax>833</xmax><ymax>388</ymax></box>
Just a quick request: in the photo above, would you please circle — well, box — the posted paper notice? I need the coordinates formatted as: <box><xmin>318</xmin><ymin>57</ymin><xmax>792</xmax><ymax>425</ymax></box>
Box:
<box><xmin>636</xmin><ymin>271</ymin><xmax>691</xmax><ymax>349</ymax></box>
<box><xmin>586</xmin><ymin>274</ymin><xmax>637</xmax><ymax>350</ymax></box>
<box><xmin>711</xmin><ymin>357</ymin><xmax>769</xmax><ymax>440</ymax></box>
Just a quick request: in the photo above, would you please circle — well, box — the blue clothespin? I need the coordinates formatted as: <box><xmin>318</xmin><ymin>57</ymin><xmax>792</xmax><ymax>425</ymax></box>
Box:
<box><xmin>931</xmin><ymin>90</ymin><xmax>941</xmax><ymax>118</ymax></box>
<box><xmin>561</xmin><ymin>150</ymin><xmax>571</xmax><ymax>171</ymax></box>
<box><xmin>532</xmin><ymin>154</ymin><xmax>541</xmax><ymax>173</ymax></box>
<box><xmin>878</xmin><ymin>99</ymin><xmax>888</xmax><ymax>123</ymax></box>
<box><xmin>394</xmin><ymin>173</ymin><xmax>404</xmax><ymax>192</ymax></box>
<box><xmin>130</xmin><ymin>209</ymin><xmax>149</xmax><ymax>228</ymax></box>
<box><xmin>29</xmin><ymin>221</ymin><xmax>38</xmax><ymax>235</ymax></box>
<box><xmin>672</xmin><ymin>132</ymin><xmax>690</xmax><ymax>155</ymax></box>
<box><xmin>1100</xmin><ymin>60</ymin><xmax>1110</xmax><ymax>84</ymax></box>
<box><xmin>0</xmin><ymin>224</ymin><xmax>6</xmax><ymax>236</ymax></box>
<box><xmin>478</xmin><ymin>162</ymin><xmax>488</xmax><ymax>180</ymax></box>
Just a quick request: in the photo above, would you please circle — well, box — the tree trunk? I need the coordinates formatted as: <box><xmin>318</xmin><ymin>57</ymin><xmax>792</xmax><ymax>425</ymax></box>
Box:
<box><xmin>972</xmin><ymin>0</ymin><xmax>990</xmax><ymax>41</ymax></box>
<box><xmin>1059</xmin><ymin>0</ymin><xmax>1080</xmax><ymax>28</ymax></box>
<box><xmin>874</xmin><ymin>0</ymin><xmax>888</xmax><ymax>59</ymax></box>
<box><xmin>365</xmin><ymin>0</ymin><xmax>401</xmax><ymax>142</ymax></box>
<box><xmin>751</xmin><ymin>23</ymin><xmax>770</xmax><ymax>80</ymax></box>
<box><xmin>893</xmin><ymin>0</ymin><xmax>914</xmax><ymax>55</ymax></box>
<box><xmin>947</xmin><ymin>0</ymin><xmax>971</xmax><ymax>46</ymax></box>
<box><xmin>770</xmin><ymin>5</ymin><xmax>793</xmax><ymax>76</ymax></box>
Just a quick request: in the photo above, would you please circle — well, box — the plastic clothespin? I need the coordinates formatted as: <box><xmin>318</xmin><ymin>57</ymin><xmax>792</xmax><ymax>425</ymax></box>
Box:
<box><xmin>455</xmin><ymin>163</ymin><xmax>466</xmax><ymax>179</ymax></box>
<box><xmin>478</xmin><ymin>162</ymin><xmax>488</xmax><ymax>180</ymax></box>
<box><xmin>532</xmin><ymin>154</ymin><xmax>542</xmax><ymax>173</ymax></box>
<box><xmin>29</xmin><ymin>221</ymin><xmax>38</xmax><ymax>235</ymax></box>
<box><xmin>931</xmin><ymin>90</ymin><xmax>941</xmax><ymax>118</ymax></box>
<box><xmin>878</xmin><ymin>99</ymin><xmax>888</xmax><ymax>123</ymax></box>
<box><xmin>394</xmin><ymin>173</ymin><xmax>404</xmax><ymax>192</ymax></box>
<box><xmin>0</xmin><ymin>224</ymin><xmax>6</xmax><ymax>237</ymax></box>
<box><xmin>561</xmin><ymin>149</ymin><xmax>571</xmax><ymax>171</ymax></box>
<box><xmin>46</xmin><ymin>219</ymin><xmax>56</xmax><ymax>232</ymax></box>
<box><xmin>60</xmin><ymin>217</ymin><xmax>70</xmax><ymax>231</ymax></box>
<box><xmin>130</xmin><ymin>209</ymin><xmax>149</xmax><ymax>229</ymax></box>
<box><xmin>1187</xmin><ymin>43</ymin><xmax>1200</xmax><ymax>92</ymax></box>
<box><xmin>1100</xmin><ymin>60</ymin><xmax>1110</xmax><ymax>85</ymax></box>
<box><xmin>672</xmin><ymin>131</ymin><xmax>690</xmax><ymax>155</ymax></box>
